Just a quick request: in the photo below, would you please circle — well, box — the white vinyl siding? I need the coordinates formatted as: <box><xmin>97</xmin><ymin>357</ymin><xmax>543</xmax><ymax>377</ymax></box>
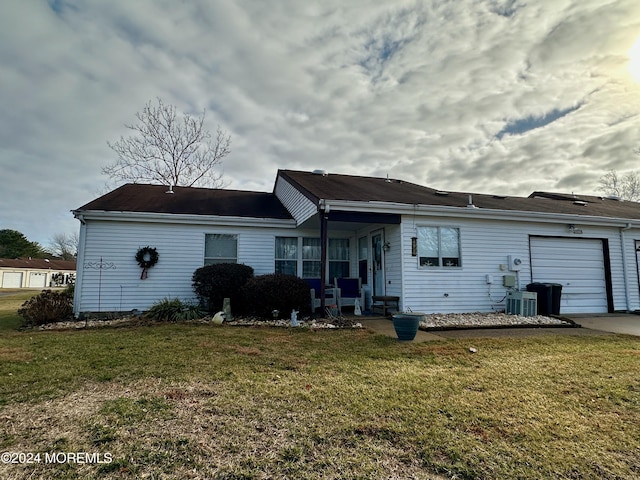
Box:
<box><xmin>274</xmin><ymin>177</ymin><xmax>317</xmax><ymax>225</ymax></box>
<box><xmin>530</xmin><ymin>237</ymin><xmax>608</xmax><ymax>314</ymax></box>
<box><xmin>75</xmin><ymin>220</ymin><xmax>288</xmax><ymax>314</ymax></box>
<box><xmin>383</xmin><ymin>225</ymin><xmax>402</xmax><ymax>299</ymax></box>
<box><xmin>401</xmin><ymin>216</ymin><xmax>625</xmax><ymax>314</ymax></box>
<box><xmin>75</xmin><ymin>206</ymin><xmax>640</xmax><ymax>316</ymax></box>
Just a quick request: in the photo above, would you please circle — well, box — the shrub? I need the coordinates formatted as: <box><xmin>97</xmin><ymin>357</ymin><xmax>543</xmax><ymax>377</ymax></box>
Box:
<box><xmin>144</xmin><ymin>298</ymin><xmax>205</xmax><ymax>322</ymax></box>
<box><xmin>18</xmin><ymin>289</ymin><xmax>74</xmax><ymax>327</ymax></box>
<box><xmin>239</xmin><ymin>274</ymin><xmax>311</xmax><ymax>319</ymax></box>
<box><xmin>192</xmin><ymin>263</ymin><xmax>254</xmax><ymax>312</ymax></box>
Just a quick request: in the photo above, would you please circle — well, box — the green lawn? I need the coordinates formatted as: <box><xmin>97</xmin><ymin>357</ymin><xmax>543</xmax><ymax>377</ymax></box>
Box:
<box><xmin>1</xmin><ymin>292</ymin><xmax>639</xmax><ymax>479</ymax></box>
<box><xmin>0</xmin><ymin>290</ymin><xmax>38</xmax><ymax>332</ymax></box>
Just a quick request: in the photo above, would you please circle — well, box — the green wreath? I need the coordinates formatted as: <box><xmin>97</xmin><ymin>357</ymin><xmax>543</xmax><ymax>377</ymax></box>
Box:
<box><xmin>135</xmin><ymin>246</ymin><xmax>158</xmax><ymax>279</ymax></box>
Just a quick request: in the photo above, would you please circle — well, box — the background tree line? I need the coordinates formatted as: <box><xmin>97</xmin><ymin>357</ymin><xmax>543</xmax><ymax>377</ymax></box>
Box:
<box><xmin>0</xmin><ymin>230</ymin><xmax>78</xmax><ymax>260</ymax></box>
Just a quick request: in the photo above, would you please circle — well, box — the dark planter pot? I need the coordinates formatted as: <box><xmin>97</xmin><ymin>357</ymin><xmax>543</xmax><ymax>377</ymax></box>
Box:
<box><xmin>392</xmin><ymin>313</ymin><xmax>423</xmax><ymax>341</ymax></box>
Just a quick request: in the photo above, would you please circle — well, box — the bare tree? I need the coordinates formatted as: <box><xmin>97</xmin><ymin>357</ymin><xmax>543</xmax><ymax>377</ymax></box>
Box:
<box><xmin>598</xmin><ymin>170</ymin><xmax>640</xmax><ymax>201</ymax></box>
<box><xmin>49</xmin><ymin>232</ymin><xmax>79</xmax><ymax>260</ymax></box>
<box><xmin>103</xmin><ymin>98</ymin><xmax>231</xmax><ymax>188</ymax></box>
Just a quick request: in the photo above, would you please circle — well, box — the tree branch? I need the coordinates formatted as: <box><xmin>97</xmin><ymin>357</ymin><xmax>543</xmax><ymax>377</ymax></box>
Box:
<box><xmin>104</xmin><ymin>98</ymin><xmax>231</xmax><ymax>188</ymax></box>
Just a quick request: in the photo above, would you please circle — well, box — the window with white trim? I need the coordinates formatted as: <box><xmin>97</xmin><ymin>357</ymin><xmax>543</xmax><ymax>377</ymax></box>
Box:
<box><xmin>417</xmin><ymin>227</ymin><xmax>460</xmax><ymax>267</ymax></box>
<box><xmin>329</xmin><ymin>238</ymin><xmax>350</xmax><ymax>279</ymax></box>
<box><xmin>275</xmin><ymin>236</ymin><xmax>350</xmax><ymax>278</ymax></box>
<box><xmin>302</xmin><ymin>238</ymin><xmax>321</xmax><ymax>277</ymax></box>
<box><xmin>204</xmin><ymin>234</ymin><xmax>238</xmax><ymax>265</ymax></box>
<box><xmin>275</xmin><ymin>237</ymin><xmax>297</xmax><ymax>275</ymax></box>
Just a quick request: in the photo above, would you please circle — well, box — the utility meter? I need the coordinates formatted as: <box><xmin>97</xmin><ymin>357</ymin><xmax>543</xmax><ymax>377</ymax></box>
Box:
<box><xmin>508</xmin><ymin>255</ymin><xmax>523</xmax><ymax>271</ymax></box>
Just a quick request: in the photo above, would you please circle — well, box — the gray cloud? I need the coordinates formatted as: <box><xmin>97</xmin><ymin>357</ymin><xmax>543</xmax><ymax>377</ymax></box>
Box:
<box><xmin>1</xmin><ymin>0</ymin><xmax>640</xmax><ymax>246</ymax></box>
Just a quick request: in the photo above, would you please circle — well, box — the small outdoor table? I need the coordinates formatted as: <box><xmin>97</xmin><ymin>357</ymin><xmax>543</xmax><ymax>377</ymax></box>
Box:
<box><xmin>371</xmin><ymin>295</ymin><xmax>400</xmax><ymax>316</ymax></box>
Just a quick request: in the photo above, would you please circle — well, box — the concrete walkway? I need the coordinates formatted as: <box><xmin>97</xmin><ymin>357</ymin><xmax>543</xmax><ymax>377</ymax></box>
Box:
<box><xmin>359</xmin><ymin>313</ymin><xmax>640</xmax><ymax>342</ymax></box>
<box><xmin>360</xmin><ymin>317</ymin><xmax>445</xmax><ymax>342</ymax></box>
<box><xmin>562</xmin><ymin>313</ymin><xmax>640</xmax><ymax>337</ymax></box>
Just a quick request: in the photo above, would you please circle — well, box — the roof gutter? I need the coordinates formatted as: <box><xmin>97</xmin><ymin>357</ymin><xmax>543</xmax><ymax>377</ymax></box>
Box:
<box><xmin>73</xmin><ymin>210</ymin><xmax>297</xmax><ymax>228</ymax></box>
<box><xmin>319</xmin><ymin>200</ymin><xmax>640</xmax><ymax>228</ymax></box>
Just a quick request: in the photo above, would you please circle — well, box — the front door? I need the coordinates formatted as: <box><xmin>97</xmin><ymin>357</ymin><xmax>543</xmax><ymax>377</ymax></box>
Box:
<box><xmin>371</xmin><ymin>230</ymin><xmax>385</xmax><ymax>296</ymax></box>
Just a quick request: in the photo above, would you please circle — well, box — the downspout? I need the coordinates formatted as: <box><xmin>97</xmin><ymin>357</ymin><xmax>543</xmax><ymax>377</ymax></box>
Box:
<box><xmin>73</xmin><ymin>212</ymin><xmax>87</xmax><ymax>318</ymax></box>
<box><xmin>620</xmin><ymin>223</ymin><xmax>632</xmax><ymax>312</ymax></box>
<box><xmin>319</xmin><ymin>201</ymin><xmax>329</xmax><ymax>317</ymax></box>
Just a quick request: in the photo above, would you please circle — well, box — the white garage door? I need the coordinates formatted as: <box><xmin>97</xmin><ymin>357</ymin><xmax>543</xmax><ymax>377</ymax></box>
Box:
<box><xmin>2</xmin><ymin>272</ymin><xmax>23</xmax><ymax>288</ymax></box>
<box><xmin>28</xmin><ymin>272</ymin><xmax>47</xmax><ymax>288</ymax></box>
<box><xmin>530</xmin><ymin>237</ymin><xmax>608</xmax><ymax>314</ymax></box>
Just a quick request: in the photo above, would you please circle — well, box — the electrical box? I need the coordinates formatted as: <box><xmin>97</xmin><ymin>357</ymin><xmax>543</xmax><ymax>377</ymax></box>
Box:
<box><xmin>485</xmin><ymin>274</ymin><xmax>493</xmax><ymax>284</ymax></box>
<box><xmin>503</xmin><ymin>275</ymin><xmax>516</xmax><ymax>288</ymax></box>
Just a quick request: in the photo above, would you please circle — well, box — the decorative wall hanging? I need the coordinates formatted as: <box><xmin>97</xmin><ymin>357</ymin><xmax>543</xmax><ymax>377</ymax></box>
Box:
<box><xmin>84</xmin><ymin>257</ymin><xmax>116</xmax><ymax>312</ymax></box>
<box><xmin>135</xmin><ymin>246</ymin><xmax>159</xmax><ymax>279</ymax></box>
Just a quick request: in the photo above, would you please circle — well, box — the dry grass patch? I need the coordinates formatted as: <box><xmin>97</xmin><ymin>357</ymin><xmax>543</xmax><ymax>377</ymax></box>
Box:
<box><xmin>233</xmin><ymin>345</ymin><xmax>263</xmax><ymax>356</ymax></box>
<box><xmin>0</xmin><ymin>347</ymin><xmax>33</xmax><ymax>362</ymax></box>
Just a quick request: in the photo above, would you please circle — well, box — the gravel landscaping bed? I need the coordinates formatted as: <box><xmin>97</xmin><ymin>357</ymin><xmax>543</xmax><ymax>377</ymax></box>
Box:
<box><xmin>35</xmin><ymin>311</ymin><xmax>573</xmax><ymax>331</ymax></box>
<box><xmin>35</xmin><ymin>315</ymin><xmax>364</xmax><ymax>330</ymax></box>
<box><xmin>418</xmin><ymin>312</ymin><xmax>575</xmax><ymax>330</ymax></box>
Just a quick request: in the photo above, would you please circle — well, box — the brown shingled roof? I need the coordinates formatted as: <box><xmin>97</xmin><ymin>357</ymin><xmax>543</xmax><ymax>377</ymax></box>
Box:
<box><xmin>279</xmin><ymin>170</ymin><xmax>640</xmax><ymax>220</ymax></box>
<box><xmin>0</xmin><ymin>258</ymin><xmax>76</xmax><ymax>270</ymax></box>
<box><xmin>76</xmin><ymin>183</ymin><xmax>293</xmax><ymax>220</ymax></box>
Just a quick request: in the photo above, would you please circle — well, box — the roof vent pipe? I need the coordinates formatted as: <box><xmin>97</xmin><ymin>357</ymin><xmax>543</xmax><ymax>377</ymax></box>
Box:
<box><xmin>467</xmin><ymin>194</ymin><xmax>477</xmax><ymax>208</ymax></box>
<box><xmin>165</xmin><ymin>185</ymin><xmax>174</xmax><ymax>194</ymax></box>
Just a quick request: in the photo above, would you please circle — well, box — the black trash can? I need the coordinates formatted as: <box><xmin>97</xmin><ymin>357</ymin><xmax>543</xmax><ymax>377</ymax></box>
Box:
<box><xmin>548</xmin><ymin>283</ymin><xmax>563</xmax><ymax>315</ymax></box>
<box><xmin>526</xmin><ymin>282</ymin><xmax>563</xmax><ymax>315</ymax></box>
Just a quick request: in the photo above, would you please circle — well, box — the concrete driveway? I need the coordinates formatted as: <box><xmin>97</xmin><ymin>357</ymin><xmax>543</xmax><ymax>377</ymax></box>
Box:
<box><xmin>563</xmin><ymin>313</ymin><xmax>640</xmax><ymax>337</ymax></box>
<box><xmin>361</xmin><ymin>313</ymin><xmax>640</xmax><ymax>341</ymax></box>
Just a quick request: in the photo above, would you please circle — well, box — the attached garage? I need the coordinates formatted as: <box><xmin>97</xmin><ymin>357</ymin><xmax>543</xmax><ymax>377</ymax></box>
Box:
<box><xmin>530</xmin><ymin>236</ymin><xmax>610</xmax><ymax>314</ymax></box>
<box><xmin>1</xmin><ymin>272</ymin><xmax>23</xmax><ymax>288</ymax></box>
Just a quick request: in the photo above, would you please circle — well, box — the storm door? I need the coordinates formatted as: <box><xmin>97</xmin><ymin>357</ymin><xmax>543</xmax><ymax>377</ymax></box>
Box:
<box><xmin>371</xmin><ymin>230</ymin><xmax>385</xmax><ymax>296</ymax></box>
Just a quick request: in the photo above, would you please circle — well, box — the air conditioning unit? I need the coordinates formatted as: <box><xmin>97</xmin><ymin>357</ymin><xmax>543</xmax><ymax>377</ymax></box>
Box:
<box><xmin>506</xmin><ymin>291</ymin><xmax>537</xmax><ymax>317</ymax></box>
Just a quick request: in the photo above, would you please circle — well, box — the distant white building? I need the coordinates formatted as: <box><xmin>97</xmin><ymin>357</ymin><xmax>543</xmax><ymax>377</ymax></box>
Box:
<box><xmin>0</xmin><ymin>257</ymin><xmax>76</xmax><ymax>289</ymax></box>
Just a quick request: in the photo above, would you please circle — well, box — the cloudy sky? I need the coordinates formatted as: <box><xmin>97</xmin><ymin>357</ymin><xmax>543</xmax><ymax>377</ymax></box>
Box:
<box><xmin>2</xmin><ymin>0</ymin><xmax>640</xmax><ymax>247</ymax></box>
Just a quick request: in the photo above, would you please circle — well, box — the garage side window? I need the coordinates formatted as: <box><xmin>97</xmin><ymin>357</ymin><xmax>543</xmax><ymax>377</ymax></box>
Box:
<box><xmin>205</xmin><ymin>234</ymin><xmax>238</xmax><ymax>265</ymax></box>
<box><xmin>417</xmin><ymin>227</ymin><xmax>460</xmax><ymax>268</ymax></box>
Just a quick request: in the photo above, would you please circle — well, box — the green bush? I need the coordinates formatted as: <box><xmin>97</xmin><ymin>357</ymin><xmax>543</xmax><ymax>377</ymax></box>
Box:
<box><xmin>18</xmin><ymin>289</ymin><xmax>74</xmax><ymax>327</ymax></box>
<box><xmin>144</xmin><ymin>298</ymin><xmax>205</xmax><ymax>322</ymax></box>
<box><xmin>192</xmin><ymin>263</ymin><xmax>254</xmax><ymax>312</ymax></box>
<box><xmin>239</xmin><ymin>274</ymin><xmax>311</xmax><ymax>319</ymax></box>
